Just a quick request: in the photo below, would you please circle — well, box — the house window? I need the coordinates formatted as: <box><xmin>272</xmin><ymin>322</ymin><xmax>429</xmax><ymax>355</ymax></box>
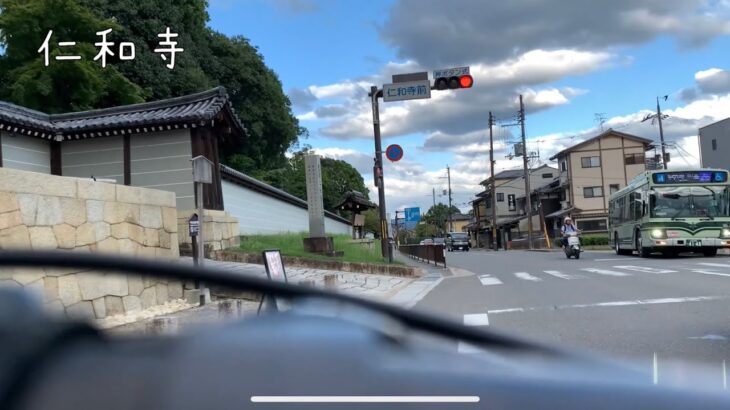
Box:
<box><xmin>542</xmin><ymin>172</ymin><xmax>553</xmax><ymax>178</ymax></box>
<box><xmin>583</xmin><ymin>186</ymin><xmax>603</xmax><ymax>198</ymax></box>
<box><xmin>561</xmin><ymin>160</ymin><xmax>567</xmax><ymax>172</ymax></box>
<box><xmin>581</xmin><ymin>156</ymin><xmax>600</xmax><ymax>168</ymax></box>
<box><xmin>609</xmin><ymin>184</ymin><xmax>620</xmax><ymax>195</ymax></box>
<box><xmin>497</xmin><ymin>193</ymin><xmax>504</xmax><ymax>202</ymax></box>
<box><xmin>508</xmin><ymin>194</ymin><xmax>515</xmax><ymax>211</ymax></box>
<box><xmin>577</xmin><ymin>219</ymin><xmax>607</xmax><ymax>232</ymax></box>
<box><xmin>712</xmin><ymin>139</ymin><xmax>717</xmax><ymax>151</ymax></box>
<box><xmin>624</xmin><ymin>153</ymin><xmax>645</xmax><ymax>165</ymax></box>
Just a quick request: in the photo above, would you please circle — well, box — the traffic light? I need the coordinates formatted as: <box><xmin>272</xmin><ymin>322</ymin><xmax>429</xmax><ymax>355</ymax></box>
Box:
<box><xmin>434</xmin><ymin>74</ymin><xmax>473</xmax><ymax>90</ymax></box>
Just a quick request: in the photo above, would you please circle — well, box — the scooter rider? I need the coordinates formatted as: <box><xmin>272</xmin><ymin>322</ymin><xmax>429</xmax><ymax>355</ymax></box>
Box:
<box><xmin>561</xmin><ymin>217</ymin><xmax>579</xmax><ymax>247</ymax></box>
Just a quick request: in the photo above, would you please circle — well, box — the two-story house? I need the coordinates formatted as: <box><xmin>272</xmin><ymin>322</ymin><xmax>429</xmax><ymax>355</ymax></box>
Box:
<box><xmin>471</xmin><ymin>164</ymin><xmax>558</xmax><ymax>247</ymax></box>
<box><xmin>698</xmin><ymin>117</ymin><xmax>730</xmax><ymax>169</ymax></box>
<box><xmin>548</xmin><ymin>129</ymin><xmax>653</xmax><ymax>233</ymax></box>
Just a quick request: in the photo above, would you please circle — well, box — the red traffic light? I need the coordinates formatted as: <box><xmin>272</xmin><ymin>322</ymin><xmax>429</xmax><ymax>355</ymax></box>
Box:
<box><xmin>434</xmin><ymin>75</ymin><xmax>474</xmax><ymax>90</ymax></box>
<box><xmin>459</xmin><ymin>74</ymin><xmax>473</xmax><ymax>88</ymax></box>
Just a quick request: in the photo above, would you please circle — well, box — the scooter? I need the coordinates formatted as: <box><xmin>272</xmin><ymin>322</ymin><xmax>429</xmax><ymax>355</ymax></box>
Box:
<box><xmin>563</xmin><ymin>232</ymin><xmax>581</xmax><ymax>259</ymax></box>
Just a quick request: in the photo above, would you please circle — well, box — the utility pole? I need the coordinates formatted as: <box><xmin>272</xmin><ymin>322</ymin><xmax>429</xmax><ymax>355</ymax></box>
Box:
<box><xmin>656</xmin><ymin>96</ymin><xmax>668</xmax><ymax>170</ymax></box>
<box><xmin>489</xmin><ymin>111</ymin><xmax>498</xmax><ymax>251</ymax></box>
<box><xmin>368</xmin><ymin>86</ymin><xmax>392</xmax><ymax>262</ymax></box>
<box><xmin>432</xmin><ymin>188</ymin><xmax>436</xmax><ymax>207</ymax></box>
<box><xmin>519</xmin><ymin>95</ymin><xmax>534</xmax><ymax>249</ymax></box>
<box><xmin>447</xmin><ymin>165</ymin><xmax>453</xmax><ymax>232</ymax></box>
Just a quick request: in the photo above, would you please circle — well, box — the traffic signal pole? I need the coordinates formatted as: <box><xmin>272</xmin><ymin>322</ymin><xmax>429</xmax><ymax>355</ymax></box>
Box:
<box><xmin>369</xmin><ymin>86</ymin><xmax>393</xmax><ymax>263</ymax></box>
<box><xmin>489</xmin><ymin>111</ymin><xmax>497</xmax><ymax>251</ymax></box>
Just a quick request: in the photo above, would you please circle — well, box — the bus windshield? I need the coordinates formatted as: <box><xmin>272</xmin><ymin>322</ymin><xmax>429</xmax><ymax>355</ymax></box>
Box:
<box><xmin>650</xmin><ymin>186</ymin><xmax>730</xmax><ymax>218</ymax></box>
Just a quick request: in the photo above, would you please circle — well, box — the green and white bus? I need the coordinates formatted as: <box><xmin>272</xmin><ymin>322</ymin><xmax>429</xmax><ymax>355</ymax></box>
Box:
<box><xmin>608</xmin><ymin>168</ymin><xmax>730</xmax><ymax>257</ymax></box>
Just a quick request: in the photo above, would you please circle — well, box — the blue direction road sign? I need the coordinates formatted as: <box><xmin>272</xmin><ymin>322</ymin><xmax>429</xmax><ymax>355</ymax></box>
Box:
<box><xmin>385</xmin><ymin>144</ymin><xmax>404</xmax><ymax>162</ymax></box>
<box><xmin>404</xmin><ymin>207</ymin><xmax>420</xmax><ymax>222</ymax></box>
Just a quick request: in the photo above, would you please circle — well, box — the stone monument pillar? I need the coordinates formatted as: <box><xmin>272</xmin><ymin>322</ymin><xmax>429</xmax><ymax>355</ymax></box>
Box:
<box><xmin>302</xmin><ymin>154</ymin><xmax>335</xmax><ymax>254</ymax></box>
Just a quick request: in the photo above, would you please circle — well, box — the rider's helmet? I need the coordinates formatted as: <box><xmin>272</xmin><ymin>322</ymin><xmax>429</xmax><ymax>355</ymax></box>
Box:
<box><xmin>564</xmin><ymin>216</ymin><xmax>572</xmax><ymax>224</ymax></box>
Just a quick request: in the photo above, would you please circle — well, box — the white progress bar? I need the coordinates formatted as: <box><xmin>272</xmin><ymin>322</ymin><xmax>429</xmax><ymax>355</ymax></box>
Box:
<box><xmin>251</xmin><ymin>396</ymin><xmax>480</xmax><ymax>403</ymax></box>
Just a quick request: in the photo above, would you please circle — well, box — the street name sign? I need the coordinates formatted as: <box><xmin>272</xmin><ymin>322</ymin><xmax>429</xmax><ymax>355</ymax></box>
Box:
<box><xmin>433</xmin><ymin>66</ymin><xmax>470</xmax><ymax>79</ymax></box>
<box><xmin>383</xmin><ymin>80</ymin><xmax>431</xmax><ymax>102</ymax></box>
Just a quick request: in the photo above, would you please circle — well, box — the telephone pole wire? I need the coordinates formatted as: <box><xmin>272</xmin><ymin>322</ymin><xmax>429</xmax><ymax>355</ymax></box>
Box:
<box><xmin>519</xmin><ymin>95</ymin><xmax>533</xmax><ymax>249</ymax></box>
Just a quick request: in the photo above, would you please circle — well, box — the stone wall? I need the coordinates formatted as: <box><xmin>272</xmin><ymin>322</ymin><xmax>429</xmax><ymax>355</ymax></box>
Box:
<box><xmin>177</xmin><ymin>209</ymin><xmax>240</xmax><ymax>254</ymax></box>
<box><xmin>0</xmin><ymin>167</ymin><xmax>183</xmax><ymax>319</ymax></box>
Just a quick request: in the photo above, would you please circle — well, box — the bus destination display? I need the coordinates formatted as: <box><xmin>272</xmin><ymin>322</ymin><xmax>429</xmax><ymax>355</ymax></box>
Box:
<box><xmin>653</xmin><ymin>171</ymin><xmax>728</xmax><ymax>184</ymax></box>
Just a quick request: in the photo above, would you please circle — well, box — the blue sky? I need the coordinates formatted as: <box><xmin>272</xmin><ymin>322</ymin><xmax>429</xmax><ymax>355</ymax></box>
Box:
<box><xmin>208</xmin><ymin>0</ymin><xmax>730</xmax><ymax>214</ymax></box>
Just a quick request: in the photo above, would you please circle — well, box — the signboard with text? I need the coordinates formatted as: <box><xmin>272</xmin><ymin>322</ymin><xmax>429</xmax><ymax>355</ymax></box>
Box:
<box><xmin>405</xmin><ymin>207</ymin><xmax>421</xmax><ymax>222</ymax></box>
<box><xmin>383</xmin><ymin>80</ymin><xmax>431</xmax><ymax>102</ymax></box>
<box><xmin>433</xmin><ymin>66</ymin><xmax>470</xmax><ymax>79</ymax></box>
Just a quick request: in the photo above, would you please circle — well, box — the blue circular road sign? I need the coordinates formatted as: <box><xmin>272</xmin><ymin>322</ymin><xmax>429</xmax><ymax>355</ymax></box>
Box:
<box><xmin>385</xmin><ymin>144</ymin><xmax>404</xmax><ymax>162</ymax></box>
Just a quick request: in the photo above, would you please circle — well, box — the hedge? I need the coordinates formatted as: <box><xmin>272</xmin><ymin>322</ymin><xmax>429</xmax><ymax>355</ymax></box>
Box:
<box><xmin>553</xmin><ymin>234</ymin><xmax>609</xmax><ymax>247</ymax></box>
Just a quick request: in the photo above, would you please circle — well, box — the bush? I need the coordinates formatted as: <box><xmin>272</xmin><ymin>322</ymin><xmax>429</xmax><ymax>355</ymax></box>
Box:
<box><xmin>554</xmin><ymin>234</ymin><xmax>609</xmax><ymax>247</ymax></box>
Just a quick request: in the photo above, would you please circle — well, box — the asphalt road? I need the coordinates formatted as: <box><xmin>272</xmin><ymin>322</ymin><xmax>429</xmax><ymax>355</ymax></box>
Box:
<box><xmin>414</xmin><ymin>248</ymin><xmax>730</xmax><ymax>377</ymax></box>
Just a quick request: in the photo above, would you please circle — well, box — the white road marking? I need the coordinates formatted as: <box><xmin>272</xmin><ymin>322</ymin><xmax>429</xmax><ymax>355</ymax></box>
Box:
<box><xmin>724</xmin><ymin>360</ymin><xmax>727</xmax><ymax>390</ymax></box>
<box><xmin>543</xmin><ymin>270</ymin><xmax>578</xmax><ymax>279</ymax></box>
<box><xmin>463</xmin><ymin>313</ymin><xmax>489</xmax><ymax>326</ymax></box>
<box><xmin>478</xmin><ymin>274</ymin><xmax>503</xmax><ymax>286</ymax></box>
<box><xmin>250</xmin><ymin>396</ymin><xmax>480</xmax><ymax>403</ymax></box>
<box><xmin>594</xmin><ymin>258</ymin><xmax>629</xmax><ymax>261</ymax></box>
<box><xmin>581</xmin><ymin>268</ymin><xmax>630</xmax><ymax>277</ymax></box>
<box><xmin>653</xmin><ymin>353</ymin><xmax>659</xmax><ymax>385</ymax></box>
<box><xmin>698</xmin><ymin>262</ymin><xmax>730</xmax><ymax>269</ymax></box>
<box><xmin>487</xmin><ymin>295</ymin><xmax>724</xmax><ymax>315</ymax></box>
<box><xmin>457</xmin><ymin>342</ymin><xmax>482</xmax><ymax>354</ymax></box>
<box><xmin>692</xmin><ymin>269</ymin><xmax>730</xmax><ymax>277</ymax></box>
<box><xmin>514</xmin><ymin>272</ymin><xmax>542</xmax><ymax>282</ymax></box>
<box><xmin>614</xmin><ymin>265</ymin><xmax>677</xmax><ymax>274</ymax></box>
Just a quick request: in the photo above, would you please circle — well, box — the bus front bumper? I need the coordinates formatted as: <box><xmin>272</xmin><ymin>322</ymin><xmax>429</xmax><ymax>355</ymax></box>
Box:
<box><xmin>650</xmin><ymin>238</ymin><xmax>730</xmax><ymax>247</ymax></box>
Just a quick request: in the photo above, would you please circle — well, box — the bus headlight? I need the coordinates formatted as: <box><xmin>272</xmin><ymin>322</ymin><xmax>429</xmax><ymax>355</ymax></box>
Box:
<box><xmin>722</xmin><ymin>228</ymin><xmax>730</xmax><ymax>238</ymax></box>
<box><xmin>650</xmin><ymin>229</ymin><xmax>666</xmax><ymax>239</ymax></box>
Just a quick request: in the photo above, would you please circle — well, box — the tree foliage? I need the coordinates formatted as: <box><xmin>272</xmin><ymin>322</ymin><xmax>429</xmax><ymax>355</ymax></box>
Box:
<box><xmin>256</xmin><ymin>151</ymin><xmax>370</xmax><ymax>213</ymax></box>
<box><xmin>363</xmin><ymin>208</ymin><xmax>380</xmax><ymax>237</ymax></box>
<box><xmin>423</xmin><ymin>203</ymin><xmax>462</xmax><ymax>233</ymax></box>
<box><xmin>0</xmin><ymin>0</ymin><xmax>303</xmax><ymax>170</ymax></box>
<box><xmin>414</xmin><ymin>222</ymin><xmax>438</xmax><ymax>239</ymax></box>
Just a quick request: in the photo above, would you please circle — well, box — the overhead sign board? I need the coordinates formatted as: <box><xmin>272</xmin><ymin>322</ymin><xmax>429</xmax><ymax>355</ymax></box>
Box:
<box><xmin>405</xmin><ymin>207</ymin><xmax>421</xmax><ymax>222</ymax></box>
<box><xmin>653</xmin><ymin>171</ymin><xmax>728</xmax><ymax>184</ymax></box>
<box><xmin>383</xmin><ymin>80</ymin><xmax>431</xmax><ymax>102</ymax></box>
<box><xmin>433</xmin><ymin>66</ymin><xmax>470</xmax><ymax>79</ymax></box>
<box><xmin>392</xmin><ymin>71</ymin><xmax>428</xmax><ymax>83</ymax></box>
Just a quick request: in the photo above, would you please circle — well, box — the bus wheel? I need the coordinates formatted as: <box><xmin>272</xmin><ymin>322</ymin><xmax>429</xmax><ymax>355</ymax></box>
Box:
<box><xmin>703</xmin><ymin>248</ymin><xmax>718</xmax><ymax>257</ymax></box>
<box><xmin>636</xmin><ymin>233</ymin><xmax>649</xmax><ymax>258</ymax></box>
<box><xmin>615</xmin><ymin>234</ymin><xmax>631</xmax><ymax>255</ymax></box>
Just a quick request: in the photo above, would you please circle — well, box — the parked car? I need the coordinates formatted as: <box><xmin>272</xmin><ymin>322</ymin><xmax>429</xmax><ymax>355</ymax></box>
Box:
<box><xmin>433</xmin><ymin>237</ymin><xmax>446</xmax><ymax>246</ymax></box>
<box><xmin>446</xmin><ymin>232</ymin><xmax>470</xmax><ymax>252</ymax></box>
<box><xmin>419</xmin><ymin>238</ymin><xmax>434</xmax><ymax>245</ymax></box>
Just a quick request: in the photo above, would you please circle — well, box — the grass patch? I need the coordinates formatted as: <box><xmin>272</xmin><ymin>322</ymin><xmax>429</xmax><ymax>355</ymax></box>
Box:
<box><xmin>237</xmin><ymin>233</ymin><xmax>402</xmax><ymax>265</ymax></box>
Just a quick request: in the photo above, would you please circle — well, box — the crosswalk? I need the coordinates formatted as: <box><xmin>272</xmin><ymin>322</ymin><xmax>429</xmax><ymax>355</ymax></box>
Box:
<box><xmin>473</xmin><ymin>261</ymin><xmax>730</xmax><ymax>286</ymax></box>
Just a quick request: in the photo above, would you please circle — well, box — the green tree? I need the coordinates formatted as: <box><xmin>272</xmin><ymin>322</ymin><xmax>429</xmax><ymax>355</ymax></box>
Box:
<box><xmin>363</xmin><ymin>208</ymin><xmax>380</xmax><ymax>237</ymax></box>
<box><xmin>423</xmin><ymin>204</ymin><xmax>461</xmax><ymax>233</ymax></box>
<box><xmin>0</xmin><ymin>0</ymin><xmax>145</xmax><ymax>112</ymax></box>
<box><xmin>414</xmin><ymin>222</ymin><xmax>438</xmax><ymax>239</ymax></box>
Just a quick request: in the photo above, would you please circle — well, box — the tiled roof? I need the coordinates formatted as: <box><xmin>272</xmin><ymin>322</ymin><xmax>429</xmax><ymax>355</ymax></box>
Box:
<box><xmin>0</xmin><ymin>87</ymin><xmax>245</xmax><ymax>140</ymax></box>
<box><xmin>549</xmin><ymin>128</ymin><xmax>653</xmax><ymax>160</ymax></box>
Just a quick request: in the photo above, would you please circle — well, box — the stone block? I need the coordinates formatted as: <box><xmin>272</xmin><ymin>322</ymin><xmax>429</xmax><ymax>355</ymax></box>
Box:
<box><xmin>143</xmin><ymin>228</ymin><xmax>159</xmax><ymax>247</ymax></box>
<box><xmin>96</xmin><ymin>237</ymin><xmax>119</xmax><ymax>253</ymax></box>
<box><xmin>146</xmin><ymin>317</ymin><xmax>178</xmax><ymax>335</ymax></box>
<box><xmin>104</xmin><ymin>202</ymin><xmax>140</xmax><ymax>225</ymax></box>
<box><xmin>168</xmin><ymin>282</ymin><xmax>183</xmax><ymax>300</ymax></box>
<box><xmin>92</xmin><ymin>297</ymin><xmax>106</xmax><ymax>318</ymax></box>
<box><xmin>58</xmin><ymin>197</ymin><xmax>85</xmax><ymax>226</ymax></box>
<box><xmin>140</xmin><ymin>205</ymin><xmax>162</xmax><ymax>229</ymax></box>
<box><xmin>75</xmin><ymin>223</ymin><xmax>96</xmax><ymax>247</ymax></box>
<box><xmin>94</xmin><ymin>222</ymin><xmax>111</xmax><ymax>241</ymax></box>
<box><xmin>0</xmin><ymin>210</ymin><xmax>22</xmax><ymax>230</ymax></box>
<box><xmin>155</xmin><ymin>247</ymin><xmax>171</xmax><ymax>259</ymax></box>
<box><xmin>77</xmin><ymin>179</ymin><xmax>116</xmax><ymax>201</ymax></box>
<box><xmin>116</xmin><ymin>184</ymin><xmax>143</xmax><ymax>204</ymax></box>
<box><xmin>0</xmin><ymin>168</ymin><xmax>76</xmax><ymax>197</ymax></box>
<box><xmin>16</xmin><ymin>194</ymin><xmax>39</xmax><ymax>225</ymax></box>
<box><xmin>12</xmin><ymin>269</ymin><xmax>45</xmax><ymax>285</ymax></box>
<box><xmin>140</xmin><ymin>286</ymin><xmax>157</xmax><ymax>308</ymax></box>
<box><xmin>0</xmin><ymin>279</ymin><xmax>21</xmax><ymax>288</ymax></box>
<box><xmin>128</xmin><ymin>275</ymin><xmax>144</xmax><ymax>296</ymax></box>
<box><xmin>44</xmin><ymin>267</ymin><xmax>85</xmax><ymax>277</ymax></box>
<box><xmin>155</xmin><ymin>283</ymin><xmax>169</xmax><ymax>304</ymax></box>
<box><xmin>44</xmin><ymin>276</ymin><xmax>59</xmax><ymax>302</ymax></box>
<box><xmin>141</xmin><ymin>188</ymin><xmax>176</xmax><ymax>208</ymax></box>
<box><xmin>29</xmin><ymin>226</ymin><xmax>58</xmax><ymax>249</ymax></box>
<box><xmin>139</xmin><ymin>246</ymin><xmax>156</xmax><ymax>258</ymax></box>
<box><xmin>0</xmin><ymin>225</ymin><xmax>31</xmax><ymax>249</ymax></box>
<box><xmin>58</xmin><ymin>274</ymin><xmax>81</xmax><ymax>306</ymax></box>
<box><xmin>45</xmin><ymin>300</ymin><xmax>64</xmax><ymax>314</ymax></box>
<box><xmin>77</xmin><ymin>272</ymin><xmax>129</xmax><ymax>300</ymax></box>
<box><xmin>143</xmin><ymin>276</ymin><xmax>157</xmax><ymax>288</ymax></box>
<box><xmin>302</xmin><ymin>237</ymin><xmax>334</xmax><ymax>253</ymax></box>
<box><xmin>162</xmin><ymin>207</ymin><xmax>177</xmax><ymax>233</ymax></box>
<box><xmin>118</xmin><ymin>238</ymin><xmax>139</xmax><ymax>255</ymax></box>
<box><xmin>66</xmin><ymin>301</ymin><xmax>96</xmax><ymax>320</ymax></box>
<box><xmin>104</xmin><ymin>296</ymin><xmax>124</xmax><ymax>316</ymax></box>
<box><xmin>122</xmin><ymin>295</ymin><xmax>142</xmax><ymax>312</ymax></box>
<box><xmin>0</xmin><ymin>191</ymin><xmax>19</xmax><ymax>213</ymax></box>
<box><xmin>86</xmin><ymin>200</ymin><xmax>105</xmax><ymax>222</ymax></box>
<box><xmin>159</xmin><ymin>230</ymin><xmax>171</xmax><ymax>249</ymax></box>
<box><xmin>53</xmin><ymin>224</ymin><xmax>76</xmax><ymax>249</ymax></box>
